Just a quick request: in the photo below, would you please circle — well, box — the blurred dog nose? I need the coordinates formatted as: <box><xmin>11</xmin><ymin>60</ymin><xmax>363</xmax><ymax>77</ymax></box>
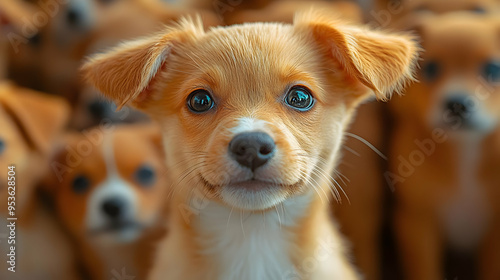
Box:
<box><xmin>102</xmin><ymin>198</ymin><xmax>126</xmax><ymax>219</ymax></box>
<box><xmin>88</xmin><ymin>100</ymin><xmax>110</xmax><ymax>119</ymax></box>
<box><xmin>445</xmin><ymin>95</ymin><xmax>470</xmax><ymax>116</ymax></box>
<box><xmin>66</xmin><ymin>8</ymin><xmax>81</xmax><ymax>27</ymax></box>
<box><xmin>229</xmin><ymin>132</ymin><xmax>276</xmax><ymax>171</ymax></box>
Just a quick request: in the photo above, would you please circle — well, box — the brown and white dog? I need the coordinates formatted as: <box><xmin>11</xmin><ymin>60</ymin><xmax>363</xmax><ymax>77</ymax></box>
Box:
<box><xmin>82</xmin><ymin>12</ymin><xmax>419</xmax><ymax>280</ymax></box>
<box><xmin>388</xmin><ymin>13</ymin><xmax>500</xmax><ymax>280</ymax></box>
<box><xmin>0</xmin><ymin>82</ymin><xmax>79</xmax><ymax>279</ymax></box>
<box><xmin>45</xmin><ymin>124</ymin><xmax>170</xmax><ymax>280</ymax></box>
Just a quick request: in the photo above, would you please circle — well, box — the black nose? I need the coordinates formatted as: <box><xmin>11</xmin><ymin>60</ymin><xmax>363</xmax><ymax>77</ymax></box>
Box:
<box><xmin>88</xmin><ymin>100</ymin><xmax>111</xmax><ymax>119</ymax></box>
<box><xmin>229</xmin><ymin>132</ymin><xmax>276</xmax><ymax>171</ymax></box>
<box><xmin>445</xmin><ymin>95</ymin><xmax>471</xmax><ymax>116</ymax></box>
<box><xmin>101</xmin><ymin>198</ymin><xmax>126</xmax><ymax>219</ymax></box>
<box><xmin>66</xmin><ymin>8</ymin><xmax>81</xmax><ymax>26</ymax></box>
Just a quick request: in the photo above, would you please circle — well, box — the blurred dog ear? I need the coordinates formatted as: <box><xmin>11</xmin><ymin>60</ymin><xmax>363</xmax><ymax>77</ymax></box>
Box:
<box><xmin>82</xmin><ymin>17</ymin><xmax>205</xmax><ymax>110</ymax></box>
<box><xmin>295</xmin><ymin>11</ymin><xmax>420</xmax><ymax>101</ymax></box>
<box><xmin>0</xmin><ymin>82</ymin><xmax>70</xmax><ymax>155</ymax></box>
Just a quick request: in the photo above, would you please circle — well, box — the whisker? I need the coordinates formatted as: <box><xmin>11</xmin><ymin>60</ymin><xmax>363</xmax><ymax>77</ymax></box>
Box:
<box><xmin>343</xmin><ymin>146</ymin><xmax>360</xmax><ymax>157</ymax></box>
<box><xmin>345</xmin><ymin>132</ymin><xmax>387</xmax><ymax>160</ymax></box>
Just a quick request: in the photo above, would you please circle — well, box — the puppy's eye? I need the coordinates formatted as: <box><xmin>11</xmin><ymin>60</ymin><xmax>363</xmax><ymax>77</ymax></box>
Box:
<box><xmin>422</xmin><ymin>61</ymin><xmax>440</xmax><ymax>82</ymax></box>
<box><xmin>285</xmin><ymin>86</ymin><xmax>314</xmax><ymax>111</ymax></box>
<box><xmin>72</xmin><ymin>175</ymin><xmax>90</xmax><ymax>194</ymax></box>
<box><xmin>483</xmin><ymin>61</ymin><xmax>500</xmax><ymax>83</ymax></box>
<box><xmin>135</xmin><ymin>165</ymin><xmax>156</xmax><ymax>187</ymax></box>
<box><xmin>187</xmin><ymin>89</ymin><xmax>214</xmax><ymax>113</ymax></box>
<box><xmin>0</xmin><ymin>138</ymin><xmax>5</xmax><ymax>156</ymax></box>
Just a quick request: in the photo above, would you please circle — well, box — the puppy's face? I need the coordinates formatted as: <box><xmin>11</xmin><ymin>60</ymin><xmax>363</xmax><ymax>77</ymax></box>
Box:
<box><xmin>50</xmin><ymin>126</ymin><xmax>167</xmax><ymax>243</ymax></box>
<box><xmin>394</xmin><ymin>14</ymin><xmax>500</xmax><ymax>133</ymax></box>
<box><xmin>84</xmin><ymin>14</ymin><xmax>418</xmax><ymax>211</ymax></box>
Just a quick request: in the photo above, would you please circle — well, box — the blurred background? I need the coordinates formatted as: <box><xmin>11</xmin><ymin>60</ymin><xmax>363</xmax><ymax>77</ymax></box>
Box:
<box><xmin>0</xmin><ymin>0</ymin><xmax>499</xmax><ymax>279</ymax></box>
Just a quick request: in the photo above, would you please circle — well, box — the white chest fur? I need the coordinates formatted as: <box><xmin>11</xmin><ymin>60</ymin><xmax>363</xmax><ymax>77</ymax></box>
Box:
<box><xmin>192</xmin><ymin>192</ymin><xmax>313</xmax><ymax>280</ymax></box>
<box><xmin>439</xmin><ymin>135</ymin><xmax>491</xmax><ymax>251</ymax></box>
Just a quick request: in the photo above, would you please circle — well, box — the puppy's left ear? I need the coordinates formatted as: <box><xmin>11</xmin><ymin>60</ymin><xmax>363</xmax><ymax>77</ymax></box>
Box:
<box><xmin>82</xmin><ymin>18</ymin><xmax>204</xmax><ymax>110</ymax></box>
<box><xmin>0</xmin><ymin>82</ymin><xmax>70</xmax><ymax>155</ymax></box>
<box><xmin>296</xmin><ymin>13</ymin><xmax>420</xmax><ymax>101</ymax></box>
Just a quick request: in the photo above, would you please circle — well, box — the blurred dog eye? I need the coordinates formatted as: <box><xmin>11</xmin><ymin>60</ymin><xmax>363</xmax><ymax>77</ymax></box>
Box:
<box><xmin>187</xmin><ymin>89</ymin><xmax>214</xmax><ymax>113</ymax></box>
<box><xmin>471</xmin><ymin>6</ymin><xmax>486</xmax><ymax>14</ymax></box>
<box><xmin>28</xmin><ymin>33</ymin><xmax>41</xmax><ymax>47</ymax></box>
<box><xmin>483</xmin><ymin>61</ymin><xmax>500</xmax><ymax>83</ymax></box>
<box><xmin>135</xmin><ymin>165</ymin><xmax>156</xmax><ymax>187</ymax></box>
<box><xmin>285</xmin><ymin>86</ymin><xmax>314</xmax><ymax>111</ymax></box>
<box><xmin>72</xmin><ymin>175</ymin><xmax>90</xmax><ymax>194</ymax></box>
<box><xmin>0</xmin><ymin>138</ymin><xmax>5</xmax><ymax>155</ymax></box>
<box><xmin>422</xmin><ymin>61</ymin><xmax>440</xmax><ymax>82</ymax></box>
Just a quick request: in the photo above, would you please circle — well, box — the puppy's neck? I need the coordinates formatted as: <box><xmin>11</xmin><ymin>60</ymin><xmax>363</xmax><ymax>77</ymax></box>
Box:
<box><xmin>170</xmin><ymin>189</ymin><xmax>329</xmax><ymax>280</ymax></box>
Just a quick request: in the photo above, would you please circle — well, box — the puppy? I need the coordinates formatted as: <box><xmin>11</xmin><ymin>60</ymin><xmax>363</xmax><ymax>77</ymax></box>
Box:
<box><xmin>225</xmin><ymin>2</ymin><xmax>392</xmax><ymax>279</ymax></box>
<box><xmin>388</xmin><ymin>13</ymin><xmax>500</xmax><ymax>280</ymax></box>
<box><xmin>0</xmin><ymin>82</ymin><xmax>79</xmax><ymax>279</ymax></box>
<box><xmin>46</xmin><ymin>124</ymin><xmax>169</xmax><ymax>280</ymax></box>
<box><xmin>82</xmin><ymin>12</ymin><xmax>419</xmax><ymax>280</ymax></box>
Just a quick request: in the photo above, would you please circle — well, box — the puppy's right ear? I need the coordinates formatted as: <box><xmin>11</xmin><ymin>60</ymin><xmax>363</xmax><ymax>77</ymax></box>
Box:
<box><xmin>82</xmin><ymin>18</ymin><xmax>204</xmax><ymax>110</ymax></box>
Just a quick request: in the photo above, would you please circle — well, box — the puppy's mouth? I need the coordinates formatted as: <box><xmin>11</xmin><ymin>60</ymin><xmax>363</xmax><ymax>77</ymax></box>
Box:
<box><xmin>199</xmin><ymin>175</ymin><xmax>304</xmax><ymax>211</ymax></box>
<box><xmin>200</xmin><ymin>175</ymin><xmax>302</xmax><ymax>191</ymax></box>
<box><xmin>89</xmin><ymin>220</ymin><xmax>143</xmax><ymax>235</ymax></box>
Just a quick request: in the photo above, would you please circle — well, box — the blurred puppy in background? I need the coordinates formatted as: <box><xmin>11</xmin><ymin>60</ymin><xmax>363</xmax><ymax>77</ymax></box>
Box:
<box><xmin>82</xmin><ymin>10</ymin><xmax>418</xmax><ymax>279</ymax></box>
<box><xmin>388</xmin><ymin>13</ymin><xmax>500</xmax><ymax>280</ymax></box>
<box><xmin>0</xmin><ymin>0</ymin><xmax>37</xmax><ymax>82</ymax></box>
<box><xmin>0</xmin><ymin>82</ymin><xmax>80</xmax><ymax>279</ymax></box>
<box><xmin>45</xmin><ymin>124</ymin><xmax>170</xmax><ymax>280</ymax></box>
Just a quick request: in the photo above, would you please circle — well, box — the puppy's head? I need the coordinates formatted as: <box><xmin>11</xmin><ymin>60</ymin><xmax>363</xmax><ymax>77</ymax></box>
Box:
<box><xmin>393</xmin><ymin>13</ymin><xmax>500</xmax><ymax>133</ymax></box>
<box><xmin>47</xmin><ymin>125</ymin><xmax>168</xmax><ymax>244</ymax></box>
<box><xmin>83</xmin><ymin>14</ymin><xmax>418</xmax><ymax>211</ymax></box>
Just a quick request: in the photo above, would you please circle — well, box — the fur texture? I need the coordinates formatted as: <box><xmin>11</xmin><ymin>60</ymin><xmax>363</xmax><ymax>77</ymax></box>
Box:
<box><xmin>83</xmin><ymin>11</ymin><xmax>418</xmax><ymax>280</ymax></box>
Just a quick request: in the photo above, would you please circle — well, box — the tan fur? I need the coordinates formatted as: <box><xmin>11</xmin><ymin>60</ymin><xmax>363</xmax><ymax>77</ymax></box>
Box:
<box><xmin>83</xmin><ymin>12</ymin><xmax>418</xmax><ymax>280</ymax></box>
<box><xmin>0</xmin><ymin>0</ymin><xmax>37</xmax><ymax>80</ymax></box>
<box><xmin>0</xmin><ymin>82</ymin><xmax>79</xmax><ymax>279</ymax></box>
<box><xmin>45</xmin><ymin>124</ymin><xmax>170</xmax><ymax>280</ymax></box>
<box><xmin>389</xmin><ymin>13</ymin><xmax>500</xmax><ymax>280</ymax></box>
